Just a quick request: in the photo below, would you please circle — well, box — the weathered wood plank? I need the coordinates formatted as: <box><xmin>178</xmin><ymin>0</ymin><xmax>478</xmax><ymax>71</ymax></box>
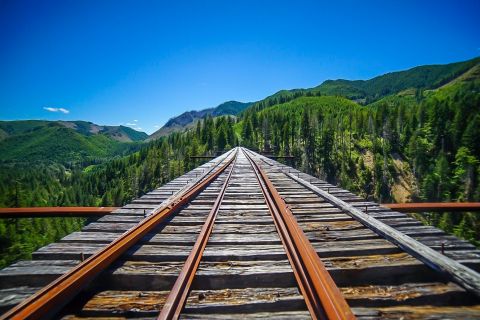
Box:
<box><xmin>82</xmin><ymin>222</ymin><xmax>137</xmax><ymax>233</ymax></box>
<box><xmin>181</xmin><ymin>311</ymin><xmax>311</xmax><ymax>320</ymax></box>
<box><xmin>32</xmin><ymin>243</ymin><xmax>105</xmax><ymax>260</ymax></box>
<box><xmin>71</xmin><ymin>288</ymin><xmax>307</xmax><ymax>317</ymax></box>
<box><xmin>105</xmin><ymin>260</ymin><xmax>296</xmax><ymax>290</ymax></box>
<box><xmin>61</xmin><ymin>231</ymin><xmax>281</xmax><ymax>245</ymax></box>
<box><xmin>183</xmin><ymin>287</ymin><xmax>306</xmax><ymax>314</ymax></box>
<box><xmin>96</xmin><ymin>215</ymin><xmax>143</xmax><ymax>223</ymax></box>
<box><xmin>0</xmin><ymin>260</ymin><xmax>78</xmax><ymax>288</ymax></box>
<box><xmin>352</xmin><ymin>305</ymin><xmax>480</xmax><ymax>319</ymax></box>
<box><xmin>61</xmin><ymin>232</ymin><xmax>124</xmax><ymax>243</ymax></box>
<box><xmin>212</xmin><ymin>224</ymin><xmax>277</xmax><ymax>234</ymax></box>
<box><xmin>0</xmin><ymin>287</ymin><xmax>40</xmax><ymax>313</ymax></box>
<box><xmin>341</xmin><ymin>282</ymin><xmax>475</xmax><ymax>307</ymax></box>
<box><xmin>314</xmin><ymin>239</ymin><xmax>401</xmax><ymax>257</ymax></box>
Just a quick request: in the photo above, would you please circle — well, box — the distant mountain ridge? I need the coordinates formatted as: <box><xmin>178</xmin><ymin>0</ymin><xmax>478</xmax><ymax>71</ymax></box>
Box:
<box><xmin>0</xmin><ymin>120</ymin><xmax>147</xmax><ymax>163</ymax></box>
<box><xmin>316</xmin><ymin>56</ymin><xmax>480</xmax><ymax>102</ymax></box>
<box><xmin>0</xmin><ymin>120</ymin><xmax>147</xmax><ymax>142</ymax></box>
<box><xmin>148</xmin><ymin>57</ymin><xmax>479</xmax><ymax>140</ymax></box>
<box><xmin>245</xmin><ymin>56</ymin><xmax>480</xmax><ymax>112</ymax></box>
<box><xmin>149</xmin><ymin>100</ymin><xmax>252</xmax><ymax>140</ymax></box>
<box><xmin>2</xmin><ymin>57</ymin><xmax>478</xmax><ymax>164</ymax></box>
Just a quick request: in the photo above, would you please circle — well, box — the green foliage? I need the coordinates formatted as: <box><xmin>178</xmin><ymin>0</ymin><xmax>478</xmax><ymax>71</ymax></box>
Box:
<box><xmin>213</xmin><ymin>101</ymin><xmax>253</xmax><ymax>115</ymax></box>
<box><xmin>0</xmin><ymin>120</ymin><xmax>148</xmax><ymax>141</ymax></box>
<box><xmin>316</xmin><ymin>56</ymin><xmax>480</xmax><ymax>103</ymax></box>
<box><xmin>243</xmin><ymin>56</ymin><xmax>479</xmax><ymax>114</ymax></box>
<box><xmin>0</xmin><ymin>124</ymin><xmax>143</xmax><ymax>164</ymax></box>
<box><xmin>238</xmin><ymin>66</ymin><xmax>480</xmax><ymax>245</ymax></box>
<box><xmin>0</xmin><ymin>116</ymin><xmax>240</xmax><ymax>267</ymax></box>
<box><xmin>0</xmin><ymin>217</ymin><xmax>86</xmax><ymax>268</ymax></box>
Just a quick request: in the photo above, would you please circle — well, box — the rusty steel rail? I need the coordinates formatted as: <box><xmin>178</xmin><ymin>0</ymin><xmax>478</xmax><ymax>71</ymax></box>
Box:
<box><xmin>242</xmin><ymin>148</ymin><xmax>355</xmax><ymax>320</ymax></box>
<box><xmin>0</xmin><ymin>207</ymin><xmax>118</xmax><ymax>218</ymax></box>
<box><xmin>0</xmin><ymin>151</ymin><xmax>237</xmax><ymax>320</ymax></box>
<box><xmin>384</xmin><ymin>202</ymin><xmax>480</xmax><ymax>212</ymax></box>
<box><xmin>158</xmin><ymin>150</ymin><xmax>238</xmax><ymax>319</ymax></box>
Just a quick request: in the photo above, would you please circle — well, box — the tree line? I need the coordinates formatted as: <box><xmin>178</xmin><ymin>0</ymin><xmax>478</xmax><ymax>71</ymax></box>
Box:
<box><xmin>240</xmin><ymin>82</ymin><xmax>480</xmax><ymax>245</ymax></box>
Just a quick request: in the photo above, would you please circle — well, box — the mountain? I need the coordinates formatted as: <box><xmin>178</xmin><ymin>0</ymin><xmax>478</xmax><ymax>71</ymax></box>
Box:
<box><xmin>0</xmin><ymin>120</ymin><xmax>147</xmax><ymax>142</ymax></box>
<box><xmin>0</xmin><ymin>120</ymin><xmax>147</xmax><ymax>163</ymax></box>
<box><xmin>149</xmin><ymin>56</ymin><xmax>479</xmax><ymax>141</ymax></box>
<box><xmin>245</xmin><ymin>56</ymin><xmax>480</xmax><ymax>113</ymax></box>
<box><xmin>149</xmin><ymin>100</ymin><xmax>252</xmax><ymax>140</ymax></box>
<box><xmin>315</xmin><ymin>56</ymin><xmax>480</xmax><ymax>103</ymax></box>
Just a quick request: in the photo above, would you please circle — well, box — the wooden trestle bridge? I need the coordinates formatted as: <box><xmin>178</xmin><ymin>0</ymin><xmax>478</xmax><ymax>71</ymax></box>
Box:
<box><xmin>1</xmin><ymin>148</ymin><xmax>480</xmax><ymax>319</ymax></box>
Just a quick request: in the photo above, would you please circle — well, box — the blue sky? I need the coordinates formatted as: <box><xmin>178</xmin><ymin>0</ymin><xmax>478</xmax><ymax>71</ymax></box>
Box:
<box><xmin>0</xmin><ymin>0</ymin><xmax>479</xmax><ymax>134</ymax></box>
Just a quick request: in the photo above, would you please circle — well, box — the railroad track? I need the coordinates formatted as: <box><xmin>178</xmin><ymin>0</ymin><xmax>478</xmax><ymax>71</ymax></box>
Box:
<box><xmin>1</xmin><ymin>147</ymin><xmax>480</xmax><ymax>319</ymax></box>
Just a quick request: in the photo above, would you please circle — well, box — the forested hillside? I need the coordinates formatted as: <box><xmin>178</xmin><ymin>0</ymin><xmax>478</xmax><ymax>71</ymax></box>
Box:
<box><xmin>246</xmin><ymin>56</ymin><xmax>480</xmax><ymax>110</ymax></box>
<box><xmin>239</xmin><ymin>61</ymin><xmax>480</xmax><ymax>245</ymax></box>
<box><xmin>0</xmin><ymin>57</ymin><xmax>479</xmax><ymax>268</ymax></box>
<box><xmin>0</xmin><ymin>116</ymin><xmax>238</xmax><ymax>267</ymax></box>
<box><xmin>316</xmin><ymin>56</ymin><xmax>480</xmax><ymax>103</ymax></box>
<box><xmin>0</xmin><ymin>120</ymin><xmax>147</xmax><ymax>142</ymax></box>
<box><xmin>0</xmin><ymin>120</ymin><xmax>146</xmax><ymax>164</ymax></box>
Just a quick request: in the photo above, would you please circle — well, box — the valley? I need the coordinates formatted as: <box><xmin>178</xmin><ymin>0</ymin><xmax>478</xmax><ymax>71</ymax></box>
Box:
<box><xmin>0</xmin><ymin>56</ymin><xmax>479</xmax><ymax>268</ymax></box>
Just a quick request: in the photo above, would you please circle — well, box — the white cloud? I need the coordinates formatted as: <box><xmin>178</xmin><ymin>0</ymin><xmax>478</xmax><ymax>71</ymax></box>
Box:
<box><xmin>125</xmin><ymin>120</ymin><xmax>145</xmax><ymax>131</ymax></box>
<box><xmin>44</xmin><ymin>107</ymin><xmax>70</xmax><ymax>114</ymax></box>
<box><xmin>153</xmin><ymin>125</ymin><xmax>159</xmax><ymax>128</ymax></box>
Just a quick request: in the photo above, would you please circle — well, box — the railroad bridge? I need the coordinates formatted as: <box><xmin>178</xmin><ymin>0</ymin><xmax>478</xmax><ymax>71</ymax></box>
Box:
<box><xmin>1</xmin><ymin>148</ymin><xmax>480</xmax><ymax>319</ymax></box>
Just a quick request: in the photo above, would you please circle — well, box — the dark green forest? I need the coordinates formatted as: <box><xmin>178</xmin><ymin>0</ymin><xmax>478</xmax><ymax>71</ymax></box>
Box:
<box><xmin>0</xmin><ymin>57</ymin><xmax>479</xmax><ymax>268</ymax></box>
<box><xmin>240</xmin><ymin>81</ymin><xmax>480</xmax><ymax>245</ymax></box>
<box><xmin>0</xmin><ymin>117</ymin><xmax>237</xmax><ymax>267</ymax></box>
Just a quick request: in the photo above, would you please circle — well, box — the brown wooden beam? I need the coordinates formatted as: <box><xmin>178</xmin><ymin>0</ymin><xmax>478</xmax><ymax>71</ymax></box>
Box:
<box><xmin>0</xmin><ymin>207</ymin><xmax>119</xmax><ymax>218</ymax></box>
<box><xmin>383</xmin><ymin>202</ymin><xmax>480</xmax><ymax>212</ymax></box>
<box><xmin>2</xmin><ymin>202</ymin><xmax>479</xmax><ymax>218</ymax></box>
